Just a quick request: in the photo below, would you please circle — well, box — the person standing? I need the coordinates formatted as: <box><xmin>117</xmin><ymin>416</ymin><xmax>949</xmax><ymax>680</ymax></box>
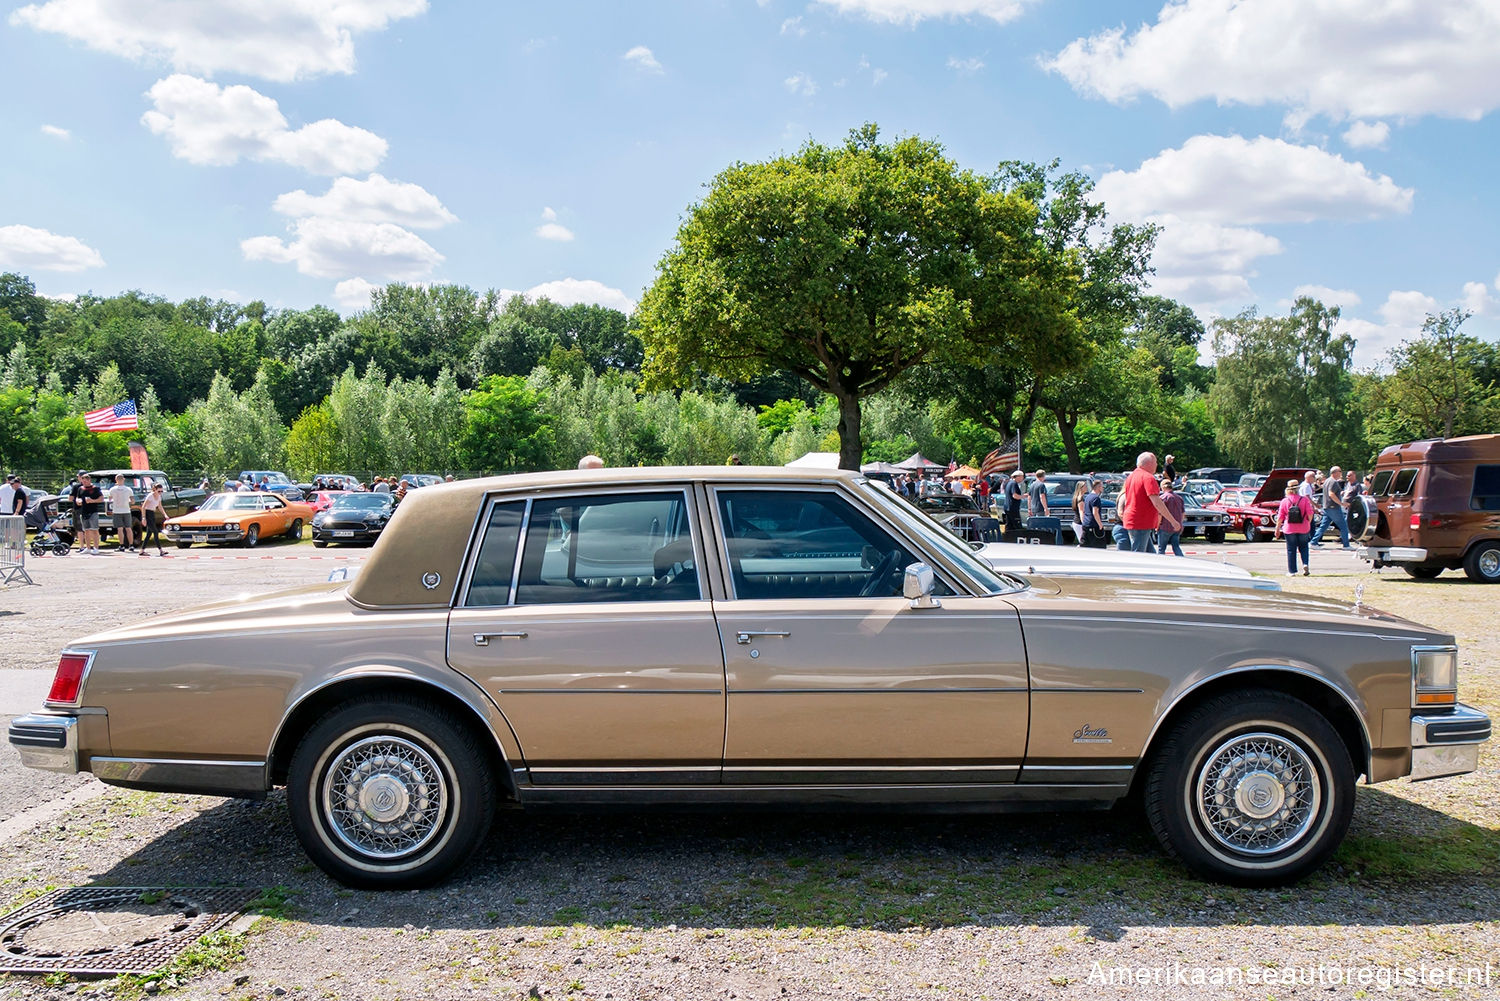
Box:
<box><xmin>0</xmin><ymin>476</ymin><xmax>13</xmax><ymax>517</ymax></box>
<box><xmin>1120</xmin><ymin>453</ymin><xmax>1181</xmax><ymax>553</ymax></box>
<box><xmin>1003</xmin><ymin>471</ymin><xmax>1024</xmax><ymax>536</ymax></box>
<box><xmin>1299</xmin><ymin>470</ymin><xmax>1316</xmax><ymax>500</ymax></box>
<box><xmin>1157</xmin><ymin>479</ymin><xmax>1187</xmax><ymax>557</ymax></box>
<box><xmin>373</xmin><ymin>476</ymin><xmax>391</xmax><ymax>494</ymax></box>
<box><xmin>1027</xmin><ymin>470</ymin><xmax>1050</xmax><ymax>525</ymax></box>
<box><xmin>107</xmin><ymin>474</ymin><xmax>136</xmax><ymax>552</ymax></box>
<box><xmin>1081</xmin><ymin>478</ymin><xmax>1107</xmax><ymax>548</ymax></box>
<box><xmin>976</xmin><ymin>473</ymin><xmax>991</xmax><ymax>509</ymax></box>
<box><xmin>74</xmin><ymin>472</ymin><xmax>104</xmax><ymax>554</ymax></box>
<box><xmin>8</xmin><ymin>476</ymin><xmax>27</xmax><ymax>517</ymax></box>
<box><xmin>1311</xmin><ymin>465</ymin><xmax>1349</xmax><ymax>548</ymax></box>
<box><xmin>1275</xmin><ymin>479</ymin><xmax>1315</xmax><ymax>576</ymax></box>
<box><xmin>139</xmin><ymin>482</ymin><xmax>167</xmax><ymax>556</ymax></box>
<box><xmin>1162</xmin><ymin>454</ymin><xmax>1177</xmax><ymax>483</ymax></box>
<box><xmin>1070</xmin><ymin>480</ymin><xmax>1089</xmax><ymax>544</ymax></box>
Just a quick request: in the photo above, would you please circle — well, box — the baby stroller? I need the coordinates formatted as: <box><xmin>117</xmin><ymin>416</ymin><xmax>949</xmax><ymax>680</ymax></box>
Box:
<box><xmin>30</xmin><ymin>513</ymin><xmax>74</xmax><ymax>556</ymax></box>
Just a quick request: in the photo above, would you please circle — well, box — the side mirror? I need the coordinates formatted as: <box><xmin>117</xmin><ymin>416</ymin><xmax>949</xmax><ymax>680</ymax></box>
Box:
<box><xmin>903</xmin><ymin>562</ymin><xmax>941</xmax><ymax>609</ymax></box>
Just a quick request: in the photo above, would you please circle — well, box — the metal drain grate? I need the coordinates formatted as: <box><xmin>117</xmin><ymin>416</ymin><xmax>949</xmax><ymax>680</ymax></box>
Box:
<box><xmin>0</xmin><ymin>886</ymin><xmax>259</xmax><ymax>976</ymax></box>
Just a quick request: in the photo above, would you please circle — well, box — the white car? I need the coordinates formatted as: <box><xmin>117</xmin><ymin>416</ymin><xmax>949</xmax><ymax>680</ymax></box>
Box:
<box><xmin>975</xmin><ymin>542</ymin><xmax>1280</xmax><ymax>590</ymax></box>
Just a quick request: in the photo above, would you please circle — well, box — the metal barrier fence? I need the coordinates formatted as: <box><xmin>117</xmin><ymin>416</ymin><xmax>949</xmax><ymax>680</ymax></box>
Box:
<box><xmin>0</xmin><ymin>515</ymin><xmax>35</xmax><ymax>586</ymax></box>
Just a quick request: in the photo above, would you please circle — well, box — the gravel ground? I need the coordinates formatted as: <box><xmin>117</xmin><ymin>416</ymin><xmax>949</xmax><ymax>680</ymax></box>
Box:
<box><xmin>0</xmin><ymin>543</ymin><xmax>1496</xmax><ymax>1000</ymax></box>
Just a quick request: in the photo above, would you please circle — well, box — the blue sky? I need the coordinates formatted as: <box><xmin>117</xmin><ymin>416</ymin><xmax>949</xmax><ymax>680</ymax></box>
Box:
<box><xmin>4</xmin><ymin>0</ymin><xmax>1498</xmax><ymax>368</ymax></box>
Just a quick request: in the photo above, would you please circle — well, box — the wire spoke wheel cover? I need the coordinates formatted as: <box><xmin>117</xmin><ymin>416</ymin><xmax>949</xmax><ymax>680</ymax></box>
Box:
<box><xmin>321</xmin><ymin>735</ymin><xmax>449</xmax><ymax>860</ymax></box>
<box><xmin>1194</xmin><ymin>732</ymin><xmax>1319</xmax><ymax>856</ymax></box>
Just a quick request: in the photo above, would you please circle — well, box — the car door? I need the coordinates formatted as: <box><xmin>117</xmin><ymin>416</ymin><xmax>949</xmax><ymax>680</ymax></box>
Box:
<box><xmin>708</xmin><ymin>485</ymin><xmax>1029</xmax><ymax>786</ymax></box>
<box><xmin>446</xmin><ymin>488</ymin><xmax>726</xmax><ymax>786</ymax></box>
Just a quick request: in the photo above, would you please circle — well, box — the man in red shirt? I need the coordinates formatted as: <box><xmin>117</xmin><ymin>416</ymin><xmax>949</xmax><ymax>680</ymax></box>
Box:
<box><xmin>1119</xmin><ymin>452</ymin><xmax>1181</xmax><ymax>553</ymax></box>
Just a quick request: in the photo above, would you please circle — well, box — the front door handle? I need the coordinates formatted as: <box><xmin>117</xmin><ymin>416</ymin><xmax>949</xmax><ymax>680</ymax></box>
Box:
<box><xmin>735</xmin><ymin>630</ymin><xmax>790</xmax><ymax>645</ymax></box>
<box><xmin>474</xmin><ymin>631</ymin><xmax>528</xmax><ymax>647</ymax></box>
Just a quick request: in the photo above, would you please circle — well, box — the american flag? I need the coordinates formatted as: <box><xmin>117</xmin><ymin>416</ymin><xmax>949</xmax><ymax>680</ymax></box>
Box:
<box><xmin>83</xmin><ymin>399</ymin><xmax>140</xmax><ymax>433</ymax></box>
<box><xmin>980</xmin><ymin>433</ymin><xmax>1021</xmax><ymax>476</ymax></box>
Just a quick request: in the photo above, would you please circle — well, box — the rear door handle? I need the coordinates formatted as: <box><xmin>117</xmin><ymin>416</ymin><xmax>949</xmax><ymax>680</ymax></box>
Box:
<box><xmin>474</xmin><ymin>631</ymin><xmax>528</xmax><ymax>646</ymax></box>
<box><xmin>735</xmin><ymin>630</ymin><xmax>790</xmax><ymax>645</ymax></box>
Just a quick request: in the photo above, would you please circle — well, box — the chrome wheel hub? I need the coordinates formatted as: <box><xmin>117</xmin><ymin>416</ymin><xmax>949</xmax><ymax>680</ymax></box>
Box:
<box><xmin>1480</xmin><ymin>549</ymin><xmax>1499</xmax><ymax>577</ymax></box>
<box><xmin>1196</xmin><ymin>733</ymin><xmax>1320</xmax><ymax>855</ymax></box>
<box><xmin>323</xmin><ymin>736</ymin><xmax>446</xmax><ymax>859</ymax></box>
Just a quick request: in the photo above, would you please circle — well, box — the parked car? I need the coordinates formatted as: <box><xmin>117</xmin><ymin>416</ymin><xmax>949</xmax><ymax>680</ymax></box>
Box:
<box><xmin>400</xmin><ymin>473</ymin><xmax>443</xmax><ymax>490</ymax></box>
<box><xmin>914</xmin><ymin>492</ymin><xmax>986</xmax><ymax>541</ymax></box>
<box><xmin>58</xmin><ymin>470</ymin><xmax>206</xmax><ymax>540</ymax></box>
<box><xmin>237</xmin><ymin>470</ymin><xmax>305</xmax><ymax>502</ymax></box>
<box><xmin>1188</xmin><ymin>467</ymin><xmax>1247</xmax><ymax>485</ymax></box>
<box><xmin>1356</xmin><ymin>434</ymin><xmax>1500</xmax><ymax>582</ymax></box>
<box><xmin>1097</xmin><ymin>482</ymin><xmax>1229</xmax><ymax>543</ymax></box>
<box><xmin>163</xmin><ymin>490</ymin><xmax>314</xmax><ymax>548</ymax></box>
<box><xmin>9</xmin><ymin>467</ymin><xmax>1488</xmax><ymax>890</ymax></box>
<box><xmin>1238</xmin><ymin>473</ymin><xmax>1269</xmax><ymax>489</ymax></box>
<box><xmin>311</xmin><ymin>492</ymin><xmax>396</xmax><ymax>547</ymax></box>
<box><xmin>312</xmin><ymin>474</ymin><xmax>361</xmax><ymax>492</ymax></box>
<box><xmin>1207</xmin><ymin>469</ymin><xmax>1312</xmax><ymax>542</ymax></box>
<box><xmin>309</xmin><ymin>490</ymin><xmax>351</xmax><ymax>513</ymax></box>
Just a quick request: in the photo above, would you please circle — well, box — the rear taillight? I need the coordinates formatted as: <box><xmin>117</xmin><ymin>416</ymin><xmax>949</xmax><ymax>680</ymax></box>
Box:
<box><xmin>1410</xmin><ymin>513</ymin><xmax>1421</xmax><ymax>529</ymax></box>
<box><xmin>46</xmin><ymin>652</ymin><xmax>92</xmax><ymax>706</ymax></box>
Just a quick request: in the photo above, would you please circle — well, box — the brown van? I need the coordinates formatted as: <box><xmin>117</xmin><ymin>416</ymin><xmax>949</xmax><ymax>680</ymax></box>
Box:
<box><xmin>1356</xmin><ymin>434</ymin><xmax>1500</xmax><ymax>582</ymax></box>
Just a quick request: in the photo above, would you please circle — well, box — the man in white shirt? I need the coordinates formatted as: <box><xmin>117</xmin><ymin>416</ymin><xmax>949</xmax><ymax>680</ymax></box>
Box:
<box><xmin>0</xmin><ymin>476</ymin><xmax>13</xmax><ymax>517</ymax></box>
<box><xmin>1298</xmin><ymin>470</ymin><xmax>1316</xmax><ymax>500</ymax></box>
<box><xmin>107</xmin><ymin>474</ymin><xmax>136</xmax><ymax>552</ymax></box>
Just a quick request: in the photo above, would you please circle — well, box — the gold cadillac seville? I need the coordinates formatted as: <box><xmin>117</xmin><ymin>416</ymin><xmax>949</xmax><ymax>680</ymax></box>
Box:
<box><xmin>10</xmin><ymin>467</ymin><xmax>1492</xmax><ymax>889</ymax></box>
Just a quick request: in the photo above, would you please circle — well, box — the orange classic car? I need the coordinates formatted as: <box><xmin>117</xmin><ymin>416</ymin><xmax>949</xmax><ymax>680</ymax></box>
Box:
<box><xmin>163</xmin><ymin>490</ymin><xmax>314</xmax><ymax>548</ymax></box>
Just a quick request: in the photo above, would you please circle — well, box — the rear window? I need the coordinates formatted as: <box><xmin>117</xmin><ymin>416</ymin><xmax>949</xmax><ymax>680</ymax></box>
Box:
<box><xmin>1391</xmin><ymin>468</ymin><xmax>1419</xmax><ymax>496</ymax></box>
<box><xmin>1473</xmin><ymin>465</ymin><xmax>1500</xmax><ymax>512</ymax></box>
<box><xmin>1370</xmin><ymin>469</ymin><xmax>1394</xmax><ymax>496</ymax></box>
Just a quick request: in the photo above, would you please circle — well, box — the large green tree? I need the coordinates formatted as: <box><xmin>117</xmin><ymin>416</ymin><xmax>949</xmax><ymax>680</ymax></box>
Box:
<box><xmin>637</xmin><ymin>125</ymin><xmax>1075</xmax><ymax>469</ymax></box>
<box><xmin>1363</xmin><ymin>308</ymin><xmax>1499</xmax><ymax>443</ymax></box>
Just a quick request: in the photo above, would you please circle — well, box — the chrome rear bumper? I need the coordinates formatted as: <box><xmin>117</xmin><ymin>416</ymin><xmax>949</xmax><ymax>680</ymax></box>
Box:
<box><xmin>1410</xmin><ymin>703</ymin><xmax>1491</xmax><ymax>781</ymax></box>
<box><xmin>7</xmin><ymin>712</ymin><xmax>79</xmax><ymax>773</ymax></box>
<box><xmin>1358</xmin><ymin>545</ymin><xmax>1428</xmax><ymax>565</ymax></box>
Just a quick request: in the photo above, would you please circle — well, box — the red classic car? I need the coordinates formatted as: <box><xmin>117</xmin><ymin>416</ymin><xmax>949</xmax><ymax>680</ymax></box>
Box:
<box><xmin>1209</xmin><ymin>468</ymin><xmax>1312</xmax><ymax>542</ymax></box>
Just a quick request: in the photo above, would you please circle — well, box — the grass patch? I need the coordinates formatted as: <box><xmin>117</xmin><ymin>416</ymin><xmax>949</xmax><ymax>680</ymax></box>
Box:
<box><xmin>1336</xmin><ymin>825</ymin><xmax>1500</xmax><ymax>879</ymax></box>
<box><xmin>100</xmin><ymin>928</ymin><xmax>246</xmax><ymax>998</ymax></box>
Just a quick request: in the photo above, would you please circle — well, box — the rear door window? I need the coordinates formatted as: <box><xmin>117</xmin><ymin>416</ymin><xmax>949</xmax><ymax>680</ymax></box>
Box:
<box><xmin>1391</xmin><ymin>468</ymin><xmax>1419</xmax><ymax>496</ymax></box>
<box><xmin>1473</xmin><ymin>465</ymin><xmax>1500</xmax><ymax>511</ymax></box>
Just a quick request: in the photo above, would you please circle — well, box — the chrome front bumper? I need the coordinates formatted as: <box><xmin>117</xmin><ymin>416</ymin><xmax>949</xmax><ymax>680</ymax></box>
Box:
<box><xmin>1410</xmin><ymin>703</ymin><xmax>1491</xmax><ymax>781</ymax></box>
<box><xmin>1359</xmin><ymin>545</ymin><xmax>1428</xmax><ymax>565</ymax></box>
<box><xmin>8</xmin><ymin>712</ymin><xmax>79</xmax><ymax>773</ymax></box>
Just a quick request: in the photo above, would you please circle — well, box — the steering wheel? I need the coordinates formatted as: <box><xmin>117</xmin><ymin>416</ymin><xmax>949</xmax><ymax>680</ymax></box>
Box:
<box><xmin>860</xmin><ymin>549</ymin><xmax>901</xmax><ymax>597</ymax></box>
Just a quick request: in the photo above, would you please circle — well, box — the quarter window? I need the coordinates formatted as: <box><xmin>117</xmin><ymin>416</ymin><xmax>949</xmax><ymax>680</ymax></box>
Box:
<box><xmin>513</xmin><ymin>492</ymin><xmax>700</xmax><ymax>605</ymax></box>
<box><xmin>463</xmin><ymin>501</ymin><xmax>527</xmax><ymax>607</ymax></box>
<box><xmin>1472</xmin><ymin>465</ymin><xmax>1500</xmax><ymax>512</ymax></box>
<box><xmin>1391</xmin><ymin>468</ymin><xmax>1419</xmax><ymax>496</ymax></box>
<box><xmin>717</xmin><ymin>489</ymin><xmax>944</xmax><ymax>600</ymax></box>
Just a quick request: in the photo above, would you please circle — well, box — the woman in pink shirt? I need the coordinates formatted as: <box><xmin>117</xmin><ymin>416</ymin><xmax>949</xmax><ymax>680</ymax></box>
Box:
<box><xmin>1274</xmin><ymin>479</ymin><xmax>1316</xmax><ymax>576</ymax></box>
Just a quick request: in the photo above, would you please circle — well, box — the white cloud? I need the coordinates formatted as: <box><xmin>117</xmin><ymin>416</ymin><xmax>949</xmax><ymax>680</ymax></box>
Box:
<box><xmin>813</xmin><ymin>0</ymin><xmax>1033</xmax><ymax>25</ymax></box>
<box><xmin>10</xmin><ymin>0</ymin><xmax>427</xmax><ymax>82</ymax></box>
<box><xmin>946</xmin><ymin>56</ymin><xmax>984</xmax><ymax>75</ymax></box>
<box><xmin>1044</xmin><ymin>0</ymin><xmax>1500</xmax><ymax>123</ymax></box>
<box><xmin>872</xmin><ymin>67</ymin><xmax>888</xmax><ymax>85</ymax></box>
<box><xmin>1342</xmin><ymin>120</ymin><xmax>1390</xmax><ymax>149</ymax></box>
<box><xmin>1145</xmin><ymin>215</ymin><xmax>1283</xmax><ymax>307</ymax></box>
<box><xmin>272</xmin><ymin>174</ymin><xmax>455</xmax><ymax>229</ymax></box>
<box><xmin>1093</xmin><ymin>135</ymin><xmax>1413</xmax><ymax>226</ymax></box>
<box><xmin>141</xmin><ymin>74</ymin><xmax>386</xmax><ymax>174</ymax></box>
<box><xmin>0</xmin><ymin>224</ymin><xmax>104</xmax><ymax>271</ymax></box>
<box><xmin>623</xmin><ymin>45</ymin><xmax>663</xmax><ymax>73</ymax></box>
<box><xmin>524</xmin><ymin>278</ymin><xmax>635</xmax><ymax>313</ymax></box>
<box><xmin>1292</xmin><ymin>284</ymin><xmax>1361</xmax><ymax>307</ymax></box>
<box><xmin>40</xmin><ymin>124</ymin><xmax>70</xmax><ymax>139</ymax></box>
<box><xmin>1380</xmin><ymin>289</ymin><xmax>1439</xmax><ymax>327</ymax></box>
<box><xmin>784</xmin><ymin>72</ymin><xmax>818</xmax><ymax>97</ymax></box>
<box><xmin>534</xmin><ymin>206</ymin><xmax>573</xmax><ymax>241</ymax></box>
<box><xmin>333</xmin><ymin>277</ymin><xmax>380</xmax><ymax>312</ymax></box>
<box><xmin>1461</xmin><ymin>281</ymin><xmax>1494</xmax><ymax>315</ymax></box>
<box><xmin>242</xmin><ymin>217</ymin><xmax>442</xmax><ymax>281</ymax></box>
<box><xmin>780</xmin><ymin>16</ymin><xmax>807</xmax><ymax>36</ymax></box>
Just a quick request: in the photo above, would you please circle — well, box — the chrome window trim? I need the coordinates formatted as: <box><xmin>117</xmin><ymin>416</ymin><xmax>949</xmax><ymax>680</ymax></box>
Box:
<box><xmin>43</xmin><ymin>648</ymin><xmax>96</xmax><ymax>709</ymax></box>
<box><xmin>455</xmin><ymin>496</ymin><xmax>530</xmax><ymax>609</ymax></box>
<box><xmin>704</xmin><ymin>482</ymin><xmax>968</xmax><ymax>601</ymax></box>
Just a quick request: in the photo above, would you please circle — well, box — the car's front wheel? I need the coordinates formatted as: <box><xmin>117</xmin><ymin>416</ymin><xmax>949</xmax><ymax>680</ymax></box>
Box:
<box><xmin>287</xmin><ymin>696</ymin><xmax>495</xmax><ymax>888</ymax></box>
<box><xmin>243</xmin><ymin>524</ymin><xmax>260</xmax><ymax>548</ymax></box>
<box><xmin>1144</xmin><ymin>689</ymin><xmax>1354</xmax><ymax>885</ymax></box>
<box><xmin>1205</xmin><ymin>528</ymin><xmax>1226</xmax><ymax>545</ymax></box>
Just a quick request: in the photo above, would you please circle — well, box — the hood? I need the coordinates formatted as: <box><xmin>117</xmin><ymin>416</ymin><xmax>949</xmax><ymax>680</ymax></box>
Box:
<box><xmin>976</xmin><ymin>543</ymin><xmax>1276</xmax><ymax>590</ymax></box>
<box><xmin>1251</xmin><ymin>468</ymin><xmax>1313</xmax><ymax>507</ymax></box>
<box><xmin>74</xmin><ymin>582</ymin><xmax>354</xmax><ymax>646</ymax></box>
<box><xmin>1025</xmin><ymin>574</ymin><xmax>1446</xmax><ymax>639</ymax></box>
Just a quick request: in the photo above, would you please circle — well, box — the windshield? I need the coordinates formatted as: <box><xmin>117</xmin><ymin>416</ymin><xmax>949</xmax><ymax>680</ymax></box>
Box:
<box><xmin>859</xmin><ymin>481</ymin><xmax>1020</xmax><ymax>595</ymax></box>
<box><xmin>331</xmin><ymin>494</ymin><xmax>393</xmax><ymax>511</ymax></box>
<box><xmin>244</xmin><ymin>471</ymin><xmax>290</xmax><ymax>484</ymax></box>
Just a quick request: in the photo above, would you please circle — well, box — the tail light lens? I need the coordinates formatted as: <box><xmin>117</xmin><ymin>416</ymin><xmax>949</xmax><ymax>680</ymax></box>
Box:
<box><xmin>1410</xmin><ymin>513</ymin><xmax>1421</xmax><ymax>529</ymax></box>
<box><xmin>46</xmin><ymin>651</ymin><xmax>93</xmax><ymax>706</ymax></box>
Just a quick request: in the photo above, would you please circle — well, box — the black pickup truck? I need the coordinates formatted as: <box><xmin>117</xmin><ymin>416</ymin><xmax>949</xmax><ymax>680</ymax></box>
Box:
<box><xmin>60</xmin><ymin>469</ymin><xmax>208</xmax><ymax>539</ymax></box>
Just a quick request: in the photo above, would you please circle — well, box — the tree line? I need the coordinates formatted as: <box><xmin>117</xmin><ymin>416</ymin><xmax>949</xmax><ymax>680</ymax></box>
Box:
<box><xmin>2</xmin><ymin>126</ymin><xmax>1496</xmax><ymax>486</ymax></box>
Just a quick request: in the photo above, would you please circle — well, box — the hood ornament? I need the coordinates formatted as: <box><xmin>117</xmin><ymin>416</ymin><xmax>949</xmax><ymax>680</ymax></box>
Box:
<box><xmin>1353</xmin><ymin>580</ymin><xmax>1366</xmax><ymax>610</ymax></box>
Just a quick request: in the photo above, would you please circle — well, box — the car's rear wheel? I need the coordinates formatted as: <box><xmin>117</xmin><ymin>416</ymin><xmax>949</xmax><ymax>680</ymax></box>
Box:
<box><xmin>1244</xmin><ymin>521</ymin><xmax>1263</xmax><ymax>543</ymax></box>
<box><xmin>287</xmin><ymin>696</ymin><xmax>495</xmax><ymax>889</ymax></box>
<box><xmin>1463</xmin><ymin>541</ymin><xmax>1500</xmax><ymax>583</ymax></box>
<box><xmin>244</xmin><ymin>524</ymin><xmax>260</xmax><ymax>548</ymax></box>
<box><xmin>289</xmin><ymin>518</ymin><xmax>303</xmax><ymax>541</ymax></box>
<box><xmin>1145</xmin><ymin>689</ymin><xmax>1354</xmax><ymax>885</ymax></box>
<box><xmin>1404</xmin><ymin>565</ymin><xmax>1442</xmax><ymax>580</ymax></box>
